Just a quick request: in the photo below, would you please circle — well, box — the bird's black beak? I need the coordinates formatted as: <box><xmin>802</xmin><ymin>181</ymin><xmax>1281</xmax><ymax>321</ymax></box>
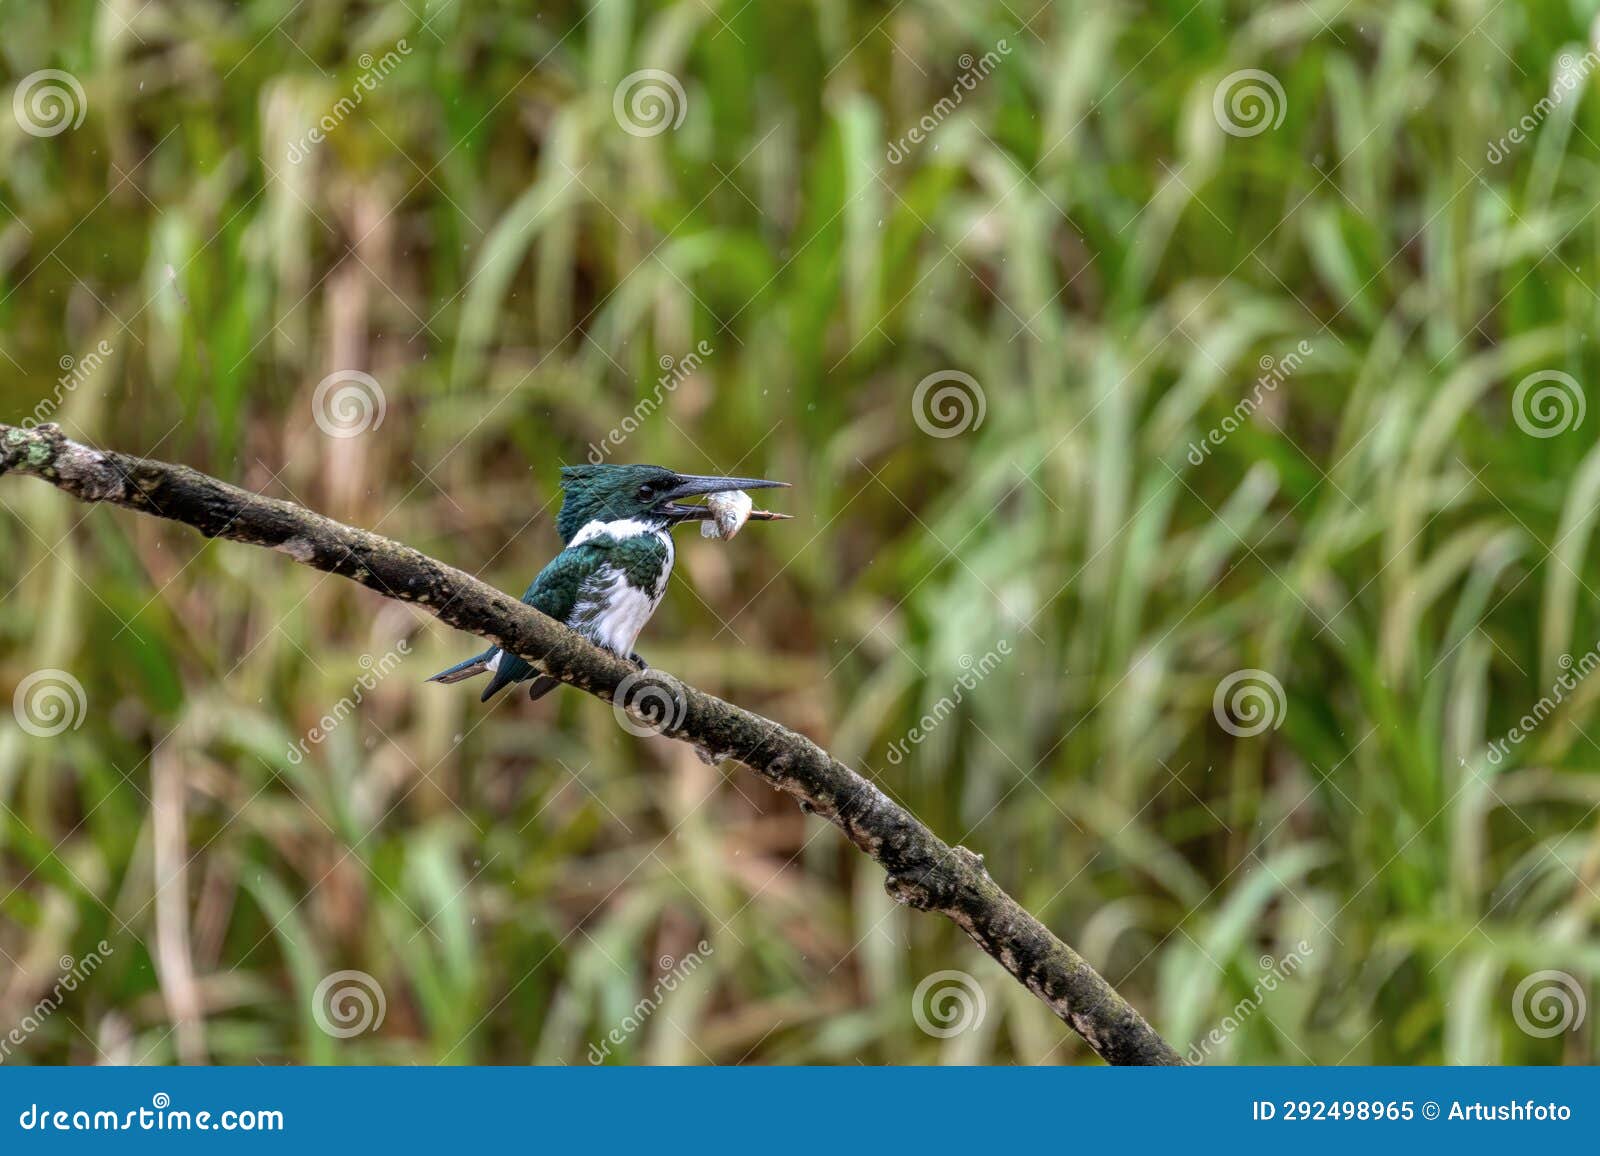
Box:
<box><xmin>656</xmin><ymin>474</ymin><xmax>792</xmax><ymax>522</ymax></box>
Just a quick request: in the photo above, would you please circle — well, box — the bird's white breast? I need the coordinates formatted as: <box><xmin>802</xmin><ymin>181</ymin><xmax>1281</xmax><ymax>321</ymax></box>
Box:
<box><xmin>573</xmin><ymin>569</ymin><xmax>655</xmax><ymax>656</ymax></box>
<box><xmin>567</xmin><ymin>527</ymin><xmax>674</xmax><ymax>657</ymax></box>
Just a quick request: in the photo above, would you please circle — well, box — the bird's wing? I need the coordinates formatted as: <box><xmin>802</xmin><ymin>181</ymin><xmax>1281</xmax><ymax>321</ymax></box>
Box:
<box><xmin>484</xmin><ymin>537</ymin><xmax>667</xmax><ymax>701</ymax></box>
<box><xmin>481</xmin><ymin>542</ymin><xmax>625</xmax><ymax>698</ymax></box>
<box><xmin>523</xmin><ymin>534</ymin><xmax>672</xmax><ymax>611</ymax></box>
<box><xmin>519</xmin><ymin>541</ymin><xmax>615</xmax><ymax>621</ymax></box>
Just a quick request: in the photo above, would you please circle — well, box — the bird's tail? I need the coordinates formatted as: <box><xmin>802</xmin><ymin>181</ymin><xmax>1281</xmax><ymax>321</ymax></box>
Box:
<box><xmin>426</xmin><ymin>647</ymin><xmax>496</xmax><ymax>685</ymax></box>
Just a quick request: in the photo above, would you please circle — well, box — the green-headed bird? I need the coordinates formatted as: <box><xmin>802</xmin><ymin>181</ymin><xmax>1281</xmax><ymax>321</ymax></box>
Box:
<box><xmin>426</xmin><ymin>464</ymin><xmax>789</xmax><ymax>701</ymax></box>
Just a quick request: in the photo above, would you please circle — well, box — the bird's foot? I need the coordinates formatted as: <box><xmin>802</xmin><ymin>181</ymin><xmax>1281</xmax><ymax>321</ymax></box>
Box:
<box><xmin>629</xmin><ymin>651</ymin><xmax>649</xmax><ymax>670</ymax></box>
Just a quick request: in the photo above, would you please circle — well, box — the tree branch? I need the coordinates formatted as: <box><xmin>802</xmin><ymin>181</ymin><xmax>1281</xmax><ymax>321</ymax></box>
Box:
<box><xmin>0</xmin><ymin>421</ymin><xmax>1183</xmax><ymax>1066</ymax></box>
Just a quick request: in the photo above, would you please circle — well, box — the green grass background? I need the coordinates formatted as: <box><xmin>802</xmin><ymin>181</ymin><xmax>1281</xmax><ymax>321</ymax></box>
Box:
<box><xmin>3</xmin><ymin>0</ymin><xmax>1600</xmax><ymax>1064</ymax></box>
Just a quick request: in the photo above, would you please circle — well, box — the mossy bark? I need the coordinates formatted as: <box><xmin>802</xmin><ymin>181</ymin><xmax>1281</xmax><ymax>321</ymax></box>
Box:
<box><xmin>0</xmin><ymin>421</ymin><xmax>1183</xmax><ymax>1065</ymax></box>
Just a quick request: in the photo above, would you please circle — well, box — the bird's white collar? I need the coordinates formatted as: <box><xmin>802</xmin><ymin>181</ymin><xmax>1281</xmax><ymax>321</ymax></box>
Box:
<box><xmin>569</xmin><ymin>517</ymin><xmax>667</xmax><ymax>546</ymax></box>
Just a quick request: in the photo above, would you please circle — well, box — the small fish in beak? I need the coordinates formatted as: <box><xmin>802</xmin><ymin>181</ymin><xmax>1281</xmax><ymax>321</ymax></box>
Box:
<box><xmin>700</xmin><ymin>489</ymin><xmax>754</xmax><ymax>539</ymax></box>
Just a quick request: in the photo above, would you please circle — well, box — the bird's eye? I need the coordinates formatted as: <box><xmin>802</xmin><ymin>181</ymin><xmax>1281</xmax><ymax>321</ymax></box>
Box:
<box><xmin>637</xmin><ymin>484</ymin><xmax>655</xmax><ymax>500</ymax></box>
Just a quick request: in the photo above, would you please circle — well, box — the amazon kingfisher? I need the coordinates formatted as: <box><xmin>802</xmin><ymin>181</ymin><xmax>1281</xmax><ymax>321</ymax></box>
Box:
<box><xmin>426</xmin><ymin>464</ymin><xmax>790</xmax><ymax>702</ymax></box>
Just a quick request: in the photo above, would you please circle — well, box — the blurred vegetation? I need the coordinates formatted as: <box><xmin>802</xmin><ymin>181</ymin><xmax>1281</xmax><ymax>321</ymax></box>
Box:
<box><xmin>3</xmin><ymin>0</ymin><xmax>1600</xmax><ymax>1065</ymax></box>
